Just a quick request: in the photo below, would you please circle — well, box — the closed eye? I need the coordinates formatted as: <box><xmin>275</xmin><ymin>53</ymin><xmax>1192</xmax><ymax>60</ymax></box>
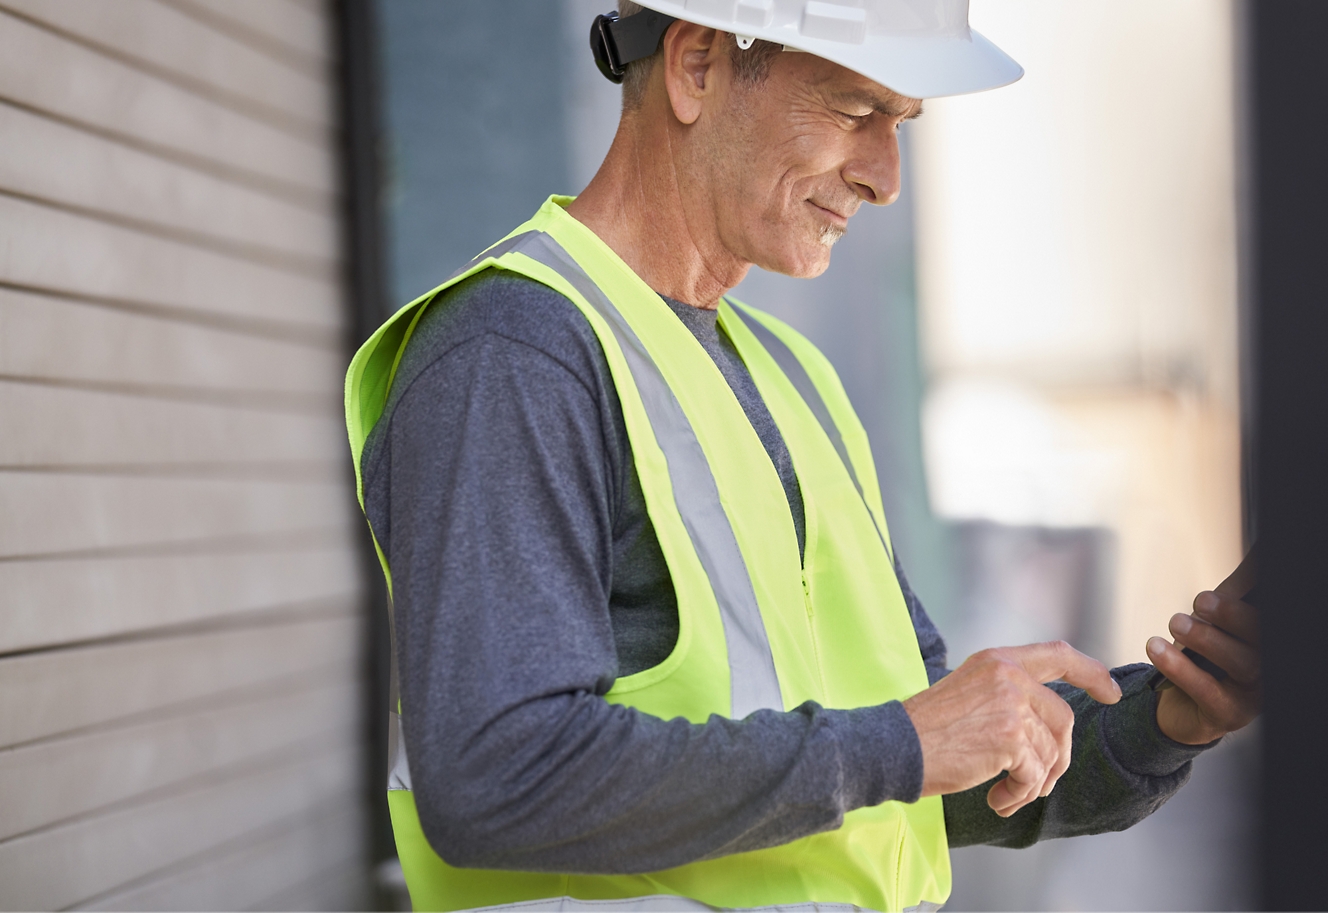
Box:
<box><xmin>835</xmin><ymin>110</ymin><xmax>871</xmax><ymax>126</ymax></box>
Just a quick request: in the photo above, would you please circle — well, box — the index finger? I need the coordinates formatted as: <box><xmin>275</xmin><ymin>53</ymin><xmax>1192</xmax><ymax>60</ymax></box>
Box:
<box><xmin>1194</xmin><ymin>591</ymin><xmax>1260</xmax><ymax>647</ymax></box>
<box><xmin>1010</xmin><ymin>641</ymin><xmax>1122</xmax><ymax>704</ymax></box>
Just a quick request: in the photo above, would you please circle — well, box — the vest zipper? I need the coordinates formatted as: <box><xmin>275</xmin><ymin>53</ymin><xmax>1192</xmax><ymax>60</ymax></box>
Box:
<box><xmin>801</xmin><ymin>569</ymin><xmax>829</xmax><ymax>696</ymax></box>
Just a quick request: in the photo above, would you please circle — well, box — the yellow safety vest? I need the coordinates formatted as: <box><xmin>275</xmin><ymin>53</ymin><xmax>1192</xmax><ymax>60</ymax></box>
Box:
<box><xmin>345</xmin><ymin>196</ymin><xmax>949</xmax><ymax>911</ymax></box>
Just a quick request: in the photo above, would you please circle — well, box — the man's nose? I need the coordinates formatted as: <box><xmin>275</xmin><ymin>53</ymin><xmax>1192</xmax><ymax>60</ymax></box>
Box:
<box><xmin>843</xmin><ymin>123</ymin><xmax>902</xmax><ymax>206</ymax></box>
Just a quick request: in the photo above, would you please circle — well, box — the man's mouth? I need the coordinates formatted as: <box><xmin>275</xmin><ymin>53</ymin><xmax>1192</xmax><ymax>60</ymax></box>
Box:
<box><xmin>808</xmin><ymin>200</ymin><xmax>852</xmax><ymax>229</ymax></box>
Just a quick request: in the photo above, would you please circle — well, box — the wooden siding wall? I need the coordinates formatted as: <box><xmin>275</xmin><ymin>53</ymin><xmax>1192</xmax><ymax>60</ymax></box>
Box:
<box><xmin>0</xmin><ymin>0</ymin><xmax>368</xmax><ymax>908</ymax></box>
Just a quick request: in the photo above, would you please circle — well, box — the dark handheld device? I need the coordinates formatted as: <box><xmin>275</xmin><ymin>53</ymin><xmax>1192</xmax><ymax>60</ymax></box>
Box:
<box><xmin>590</xmin><ymin>8</ymin><xmax>678</xmax><ymax>84</ymax></box>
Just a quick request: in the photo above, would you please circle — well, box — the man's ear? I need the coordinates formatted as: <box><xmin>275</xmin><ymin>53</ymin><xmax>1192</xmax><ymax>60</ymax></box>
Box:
<box><xmin>661</xmin><ymin>22</ymin><xmax>724</xmax><ymax>126</ymax></box>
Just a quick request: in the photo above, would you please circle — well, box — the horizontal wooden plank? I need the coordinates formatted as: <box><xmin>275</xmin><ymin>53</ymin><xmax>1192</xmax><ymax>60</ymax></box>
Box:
<box><xmin>0</xmin><ymin>612</ymin><xmax>362</xmax><ymax>748</ymax></box>
<box><xmin>0</xmin><ymin>103</ymin><xmax>336</xmax><ymax>264</ymax></box>
<box><xmin>0</xmin><ymin>675</ymin><xmax>360</xmax><ymax>841</ymax></box>
<box><xmin>0</xmin><ymin>742</ymin><xmax>358</xmax><ymax>911</ymax></box>
<box><xmin>0</xmin><ymin>543</ymin><xmax>361</xmax><ymax>654</ymax></box>
<box><xmin>0</xmin><ymin>382</ymin><xmax>346</xmax><ymax>466</ymax></box>
<box><xmin>0</xmin><ymin>195</ymin><xmax>340</xmax><ymax>331</ymax></box>
<box><xmin>0</xmin><ymin>471</ymin><xmax>354</xmax><ymax>559</ymax></box>
<box><xmin>0</xmin><ymin>0</ymin><xmax>332</xmax><ymax>133</ymax></box>
<box><xmin>79</xmin><ymin>801</ymin><xmax>364</xmax><ymax>911</ymax></box>
<box><xmin>163</xmin><ymin>0</ymin><xmax>331</xmax><ymax>71</ymax></box>
<box><xmin>0</xmin><ymin>287</ymin><xmax>344</xmax><ymax>395</ymax></box>
<box><xmin>251</xmin><ymin>851</ymin><xmax>370</xmax><ymax>913</ymax></box>
<box><xmin>0</xmin><ymin>11</ymin><xmax>335</xmax><ymax>196</ymax></box>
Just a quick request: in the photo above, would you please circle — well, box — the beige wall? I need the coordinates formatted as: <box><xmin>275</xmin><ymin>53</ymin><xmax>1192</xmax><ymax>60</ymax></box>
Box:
<box><xmin>913</xmin><ymin>0</ymin><xmax>1244</xmax><ymax>666</ymax></box>
<box><xmin>0</xmin><ymin>1</ymin><xmax>368</xmax><ymax>908</ymax></box>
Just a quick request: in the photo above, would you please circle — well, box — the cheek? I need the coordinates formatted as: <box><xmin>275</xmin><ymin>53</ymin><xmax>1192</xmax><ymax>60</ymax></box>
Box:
<box><xmin>766</xmin><ymin>129</ymin><xmax>851</xmax><ymax>202</ymax></box>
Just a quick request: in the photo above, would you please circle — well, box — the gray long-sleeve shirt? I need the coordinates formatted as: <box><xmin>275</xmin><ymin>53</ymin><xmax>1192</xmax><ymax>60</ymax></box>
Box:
<box><xmin>360</xmin><ymin>270</ymin><xmax>1212</xmax><ymax>873</ymax></box>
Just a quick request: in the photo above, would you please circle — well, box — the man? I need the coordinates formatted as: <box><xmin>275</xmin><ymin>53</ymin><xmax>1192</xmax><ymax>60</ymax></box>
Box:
<box><xmin>345</xmin><ymin>2</ymin><xmax>1261</xmax><ymax>910</ymax></box>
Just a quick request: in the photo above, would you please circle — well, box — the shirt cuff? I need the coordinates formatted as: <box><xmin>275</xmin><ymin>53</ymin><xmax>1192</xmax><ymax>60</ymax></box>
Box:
<box><xmin>1102</xmin><ymin>663</ymin><xmax>1220</xmax><ymax>778</ymax></box>
<box><xmin>832</xmin><ymin>700</ymin><xmax>925</xmax><ymax>807</ymax></box>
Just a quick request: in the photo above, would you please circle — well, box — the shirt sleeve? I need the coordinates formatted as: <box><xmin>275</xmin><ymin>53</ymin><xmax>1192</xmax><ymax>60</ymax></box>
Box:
<box><xmin>368</xmin><ymin>284</ymin><xmax>928</xmax><ymax>874</ymax></box>
<box><xmin>891</xmin><ymin>557</ymin><xmax>1218</xmax><ymax>847</ymax></box>
<box><xmin>893</xmin><ymin>556</ymin><xmax>950</xmax><ymax>686</ymax></box>
<box><xmin>942</xmin><ymin>664</ymin><xmax>1215</xmax><ymax>847</ymax></box>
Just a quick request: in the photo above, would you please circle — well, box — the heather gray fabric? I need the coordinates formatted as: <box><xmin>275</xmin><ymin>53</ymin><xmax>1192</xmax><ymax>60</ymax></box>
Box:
<box><xmin>658</xmin><ymin>294</ymin><xmax>807</xmax><ymax>559</ymax></box>
<box><xmin>359</xmin><ymin>270</ymin><xmax>1211</xmax><ymax>872</ymax></box>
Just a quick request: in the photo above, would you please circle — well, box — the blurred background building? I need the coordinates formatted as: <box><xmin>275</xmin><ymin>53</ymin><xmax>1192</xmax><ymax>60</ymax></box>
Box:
<box><xmin>913</xmin><ymin>5</ymin><xmax>1255</xmax><ymax>907</ymax></box>
<box><xmin>0</xmin><ymin>0</ymin><xmax>1260</xmax><ymax>910</ymax></box>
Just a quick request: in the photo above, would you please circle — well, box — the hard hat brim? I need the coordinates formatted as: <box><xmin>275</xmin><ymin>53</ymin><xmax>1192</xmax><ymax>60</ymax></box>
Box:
<box><xmin>788</xmin><ymin>28</ymin><xmax>1024</xmax><ymax>100</ymax></box>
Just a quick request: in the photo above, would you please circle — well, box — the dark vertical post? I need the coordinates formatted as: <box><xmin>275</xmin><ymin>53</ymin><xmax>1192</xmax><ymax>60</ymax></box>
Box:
<box><xmin>337</xmin><ymin>0</ymin><xmax>389</xmax><ymax>343</ymax></box>
<box><xmin>334</xmin><ymin>0</ymin><xmax>395</xmax><ymax>906</ymax></box>
<box><xmin>1251</xmin><ymin>2</ymin><xmax>1328</xmax><ymax>908</ymax></box>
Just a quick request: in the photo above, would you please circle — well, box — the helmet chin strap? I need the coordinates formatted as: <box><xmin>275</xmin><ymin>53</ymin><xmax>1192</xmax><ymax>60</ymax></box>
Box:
<box><xmin>590</xmin><ymin>9</ymin><xmax>678</xmax><ymax>84</ymax></box>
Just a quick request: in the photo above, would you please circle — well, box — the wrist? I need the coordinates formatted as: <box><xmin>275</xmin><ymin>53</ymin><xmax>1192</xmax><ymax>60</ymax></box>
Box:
<box><xmin>1102</xmin><ymin>665</ymin><xmax>1214</xmax><ymax>778</ymax></box>
<box><xmin>1155</xmin><ymin>687</ymin><xmax>1225</xmax><ymax>745</ymax></box>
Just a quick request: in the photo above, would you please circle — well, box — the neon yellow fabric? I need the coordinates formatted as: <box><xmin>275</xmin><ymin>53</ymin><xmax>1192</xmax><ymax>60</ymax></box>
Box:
<box><xmin>345</xmin><ymin>196</ymin><xmax>949</xmax><ymax>911</ymax></box>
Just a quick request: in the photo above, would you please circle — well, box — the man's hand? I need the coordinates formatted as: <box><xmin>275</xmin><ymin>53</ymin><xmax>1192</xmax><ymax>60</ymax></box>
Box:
<box><xmin>902</xmin><ymin>641</ymin><xmax>1121</xmax><ymax>818</ymax></box>
<box><xmin>1150</xmin><ymin>552</ymin><xmax>1261</xmax><ymax>745</ymax></box>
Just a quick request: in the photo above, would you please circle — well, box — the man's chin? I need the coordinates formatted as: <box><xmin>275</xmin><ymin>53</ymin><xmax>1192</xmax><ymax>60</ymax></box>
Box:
<box><xmin>762</xmin><ymin>242</ymin><xmax>835</xmax><ymax>279</ymax></box>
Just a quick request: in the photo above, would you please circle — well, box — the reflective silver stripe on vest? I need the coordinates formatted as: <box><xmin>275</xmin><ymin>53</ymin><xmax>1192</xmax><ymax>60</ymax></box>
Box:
<box><xmin>381</xmin><ymin>230</ymin><xmax>785</xmax><ymax>795</ymax></box>
<box><xmin>387</xmin><ymin>711</ymin><xmax>412</xmax><ymax>791</ymax></box>
<box><xmin>449</xmin><ymin>230</ymin><xmax>544</xmax><ymax>282</ymax></box>
<box><xmin>725</xmin><ymin>303</ymin><xmax>894</xmax><ymax>566</ymax></box>
<box><xmin>513</xmin><ymin>232</ymin><xmax>784</xmax><ymax>720</ymax></box>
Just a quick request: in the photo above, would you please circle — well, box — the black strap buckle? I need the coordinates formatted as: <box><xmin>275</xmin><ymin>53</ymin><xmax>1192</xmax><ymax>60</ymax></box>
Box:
<box><xmin>590</xmin><ymin>8</ymin><xmax>678</xmax><ymax>84</ymax></box>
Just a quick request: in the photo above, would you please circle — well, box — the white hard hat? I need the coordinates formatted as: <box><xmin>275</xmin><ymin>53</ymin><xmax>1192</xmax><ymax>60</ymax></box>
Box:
<box><xmin>600</xmin><ymin>0</ymin><xmax>1022</xmax><ymax>99</ymax></box>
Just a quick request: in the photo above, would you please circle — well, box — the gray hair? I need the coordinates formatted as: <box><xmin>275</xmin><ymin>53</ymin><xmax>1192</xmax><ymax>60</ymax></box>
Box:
<box><xmin>616</xmin><ymin>1</ymin><xmax>782</xmax><ymax>112</ymax></box>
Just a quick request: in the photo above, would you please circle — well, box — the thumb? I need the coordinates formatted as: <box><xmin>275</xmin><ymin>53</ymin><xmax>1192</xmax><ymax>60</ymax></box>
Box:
<box><xmin>1013</xmin><ymin>641</ymin><xmax>1121</xmax><ymax>704</ymax></box>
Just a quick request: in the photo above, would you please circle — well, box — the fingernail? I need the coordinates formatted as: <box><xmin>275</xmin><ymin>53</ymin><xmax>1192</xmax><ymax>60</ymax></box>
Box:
<box><xmin>1171</xmin><ymin>613</ymin><xmax>1192</xmax><ymax>636</ymax></box>
<box><xmin>1147</xmin><ymin>636</ymin><xmax>1168</xmax><ymax>658</ymax></box>
<box><xmin>1195</xmin><ymin>591</ymin><xmax>1219</xmax><ymax>615</ymax></box>
<box><xmin>1114</xmin><ymin>679</ymin><xmax>1123</xmax><ymax>698</ymax></box>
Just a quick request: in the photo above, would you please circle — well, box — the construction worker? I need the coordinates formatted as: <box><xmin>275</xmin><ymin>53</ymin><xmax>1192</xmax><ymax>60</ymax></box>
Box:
<box><xmin>345</xmin><ymin>2</ymin><xmax>1262</xmax><ymax>910</ymax></box>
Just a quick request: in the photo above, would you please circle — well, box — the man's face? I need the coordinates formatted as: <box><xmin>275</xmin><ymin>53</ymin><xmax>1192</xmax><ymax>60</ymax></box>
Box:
<box><xmin>698</xmin><ymin>50</ymin><xmax>922</xmax><ymax>279</ymax></box>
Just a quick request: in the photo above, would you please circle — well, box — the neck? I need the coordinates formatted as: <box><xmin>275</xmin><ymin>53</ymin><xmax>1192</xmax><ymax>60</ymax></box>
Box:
<box><xmin>566</xmin><ymin>102</ymin><xmax>749</xmax><ymax>310</ymax></box>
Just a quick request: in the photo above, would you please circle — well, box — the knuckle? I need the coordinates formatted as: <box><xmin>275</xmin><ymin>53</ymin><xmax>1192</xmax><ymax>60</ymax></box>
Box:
<box><xmin>972</xmin><ymin>648</ymin><xmax>1001</xmax><ymax>668</ymax></box>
